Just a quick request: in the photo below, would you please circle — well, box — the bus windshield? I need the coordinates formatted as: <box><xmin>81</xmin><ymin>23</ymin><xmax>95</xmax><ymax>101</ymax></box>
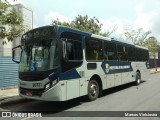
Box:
<box><xmin>19</xmin><ymin>39</ymin><xmax>59</xmax><ymax>72</ymax></box>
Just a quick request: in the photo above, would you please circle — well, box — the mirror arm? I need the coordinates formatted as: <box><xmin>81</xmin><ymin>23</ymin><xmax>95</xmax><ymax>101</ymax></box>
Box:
<box><xmin>12</xmin><ymin>45</ymin><xmax>22</xmax><ymax>64</ymax></box>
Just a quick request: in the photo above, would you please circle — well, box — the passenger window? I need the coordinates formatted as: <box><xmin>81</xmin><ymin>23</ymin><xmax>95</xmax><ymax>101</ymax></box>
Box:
<box><xmin>128</xmin><ymin>47</ymin><xmax>135</xmax><ymax>61</ymax></box>
<box><xmin>117</xmin><ymin>44</ymin><xmax>127</xmax><ymax>61</ymax></box>
<box><xmin>85</xmin><ymin>38</ymin><xmax>103</xmax><ymax>61</ymax></box>
<box><xmin>104</xmin><ymin>41</ymin><xmax>117</xmax><ymax>60</ymax></box>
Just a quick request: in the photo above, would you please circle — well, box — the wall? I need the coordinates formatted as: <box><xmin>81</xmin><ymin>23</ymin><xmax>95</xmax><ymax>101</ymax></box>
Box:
<box><xmin>0</xmin><ymin>56</ymin><xmax>19</xmax><ymax>88</ymax></box>
<box><xmin>149</xmin><ymin>59</ymin><xmax>160</xmax><ymax>68</ymax></box>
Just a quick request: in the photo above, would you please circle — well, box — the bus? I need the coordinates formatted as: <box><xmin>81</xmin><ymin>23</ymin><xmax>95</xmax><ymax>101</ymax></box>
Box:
<box><xmin>12</xmin><ymin>25</ymin><xmax>150</xmax><ymax>101</ymax></box>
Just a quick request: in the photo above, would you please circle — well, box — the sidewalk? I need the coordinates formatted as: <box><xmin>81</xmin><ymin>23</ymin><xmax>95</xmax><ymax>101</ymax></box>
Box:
<box><xmin>0</xmin><ymin>87</ymin><xmax>18</xmax><ymax>99</ymax></box>
<box><xmin>150</xmin><ymin>67</ymin><xmax>160</xmax><ymax>74</ymax></box>
<box><xmin>0</xmin><ymin>87</ymin><xmax>30</xmax><ymax>107</ymax></box>
<box><xmin>0</xmin><ymin>68</ymin><xmax>160</xmax><ymax>107</ymax></box>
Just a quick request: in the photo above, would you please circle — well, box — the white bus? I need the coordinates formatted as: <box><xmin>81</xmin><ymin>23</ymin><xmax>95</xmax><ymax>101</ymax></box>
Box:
<box><xmin>12</xmin><ymin>25</ymin><xmax>150</xmax><ymax>101</ymax></box>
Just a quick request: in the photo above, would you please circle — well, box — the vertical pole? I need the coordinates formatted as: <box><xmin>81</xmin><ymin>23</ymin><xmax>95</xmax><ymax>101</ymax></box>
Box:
<box><xmin>154</xmin><ymin>53</ymin><xmax>157</xmax><ymax>71</ymax></box>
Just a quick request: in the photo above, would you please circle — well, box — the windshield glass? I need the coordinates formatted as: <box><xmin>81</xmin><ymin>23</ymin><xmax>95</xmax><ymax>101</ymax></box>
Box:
<box><xmin>19</xmin><ymin>39</ymin><xmax>59</xmax><ymax>72</ymax></box>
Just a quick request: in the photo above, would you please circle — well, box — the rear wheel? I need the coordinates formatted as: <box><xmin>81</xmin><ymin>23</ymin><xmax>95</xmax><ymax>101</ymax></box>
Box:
<box><xmin>87</xmin><ymin>80</ymin><xmax>99</xmax><ymax>101</ymax></box>
<box><xmin>135</xmin><ymin>72</ymin><xmax>141</xmax><ymax>85</ymax></box>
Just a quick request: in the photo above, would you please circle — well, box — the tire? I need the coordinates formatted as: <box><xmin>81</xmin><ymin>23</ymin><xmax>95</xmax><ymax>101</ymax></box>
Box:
<box><xmin>87</xmin><ymin>80</ymin><xmax>99</xmax><ymax>101</ymax></box>
<box><xmin>135</xmin><ymin>72</ymin><xmax>141</xmax><ymax>85</ymax></box>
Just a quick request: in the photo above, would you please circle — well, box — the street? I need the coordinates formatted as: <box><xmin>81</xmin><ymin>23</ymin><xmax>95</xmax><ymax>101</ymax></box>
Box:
<box><xmin>1</xmin><ymin>73</ymin><xmax>160</xmax><ymax>120</ymax></box>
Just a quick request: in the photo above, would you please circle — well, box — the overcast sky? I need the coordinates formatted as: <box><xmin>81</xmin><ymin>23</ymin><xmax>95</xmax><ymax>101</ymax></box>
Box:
<box><xmin>8</xmin><ymin>0</ymin><xmax>160</xmax><ymax>41</ymax></box>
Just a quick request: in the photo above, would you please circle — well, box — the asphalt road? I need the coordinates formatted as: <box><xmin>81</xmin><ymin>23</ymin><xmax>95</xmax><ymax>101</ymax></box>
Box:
<box><xmin>1</xmin><ymin>73</ymin><xmax>160</xmax><ymax>120</ymax></box>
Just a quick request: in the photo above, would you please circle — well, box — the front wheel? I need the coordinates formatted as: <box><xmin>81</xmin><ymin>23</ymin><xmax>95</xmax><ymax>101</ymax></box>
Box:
<box><xmin>87</xmin><ymin>80</ymin><xmax>99</xmax><ymax>101</ymax></box>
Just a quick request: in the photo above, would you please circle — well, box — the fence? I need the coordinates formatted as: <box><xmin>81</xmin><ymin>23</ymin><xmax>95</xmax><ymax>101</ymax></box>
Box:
<box><xmin>0</xmin><ymin>56</ymin><xmax>19</xmax><ymax>88</ymax></box>
<box><xmin>149</xmin><ymin>59</ymin><xmax>160</xmax><ymax>68</ymax></box>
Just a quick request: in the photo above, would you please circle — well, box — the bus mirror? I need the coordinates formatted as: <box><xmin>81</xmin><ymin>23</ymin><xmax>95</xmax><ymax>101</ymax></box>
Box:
<box><xmin>12</xmin><ymin>45</ymin><xmax>22</xmax><ymax>64</ymax></box>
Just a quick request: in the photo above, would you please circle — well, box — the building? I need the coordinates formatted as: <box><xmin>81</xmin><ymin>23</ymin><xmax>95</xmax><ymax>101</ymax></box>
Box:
<box><xmin>0</xmin><ymin>2</ymin><xmax>33</xmax><ymax>56</ymax></box>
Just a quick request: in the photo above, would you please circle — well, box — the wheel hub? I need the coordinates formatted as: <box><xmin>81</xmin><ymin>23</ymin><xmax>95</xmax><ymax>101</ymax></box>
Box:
<box><xmin>90</xmin><ymin>83</ymin><xmax>97</xmax><ymax>96</ymax></box>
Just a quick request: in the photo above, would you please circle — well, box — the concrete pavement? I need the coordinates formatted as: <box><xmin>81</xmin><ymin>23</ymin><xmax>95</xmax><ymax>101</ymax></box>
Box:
<box><xmin>0</xmin><ymin>87</ymin><xmax>30</xmax><ymax>107</ymax></box>
<box><xmin>150</xmin><ymin>68</ymin><xmax>160</xmax><ymax>74</ymax></box>
<box><xmin>0</xmin><ymin>87</ymin><xmax>18</xmax><ymax>99</ymax></box>
<box><xmin>0</xmin><ymin>68</ymin><xmax>160</xmax><ymax>107</ymax></box>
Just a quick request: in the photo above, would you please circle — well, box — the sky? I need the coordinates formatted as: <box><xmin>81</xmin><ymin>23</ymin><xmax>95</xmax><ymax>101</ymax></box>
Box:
<box><xmin>8</xmin><ymin>0</ymin><xmax>160</xmax><ymax>41</ymax></box>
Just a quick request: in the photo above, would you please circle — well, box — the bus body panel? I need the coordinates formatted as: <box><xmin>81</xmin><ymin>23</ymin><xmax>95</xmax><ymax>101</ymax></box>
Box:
<box><xmin>114</xmin><ymin>73</ymin><xmax>122</xmax><ymax>87</ymax></box>
<box><xmin>121</xmin><ymin>71</ymin><xmax>134</xmax><ymax>84</ymax></box>
<box><xmin>66</xmin><ymin>79</ymin><xmax>80</xmax><ymax>100</ymax></box>
<box><xmin>106</xmin><ymin>74</ymin><xmax>115</xmax><ymax>88</ymax></box>
<box><xmin>131</xmin><ymin>62</ymin><xmax>150</xmax><ymax>78</ymax></box>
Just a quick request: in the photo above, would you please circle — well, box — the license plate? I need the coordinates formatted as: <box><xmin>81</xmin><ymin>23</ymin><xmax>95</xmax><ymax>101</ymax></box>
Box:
<box><xmin>26</xmin><ymin>91</ymin><xmax>32</xmax><ymax>96</ymax></box>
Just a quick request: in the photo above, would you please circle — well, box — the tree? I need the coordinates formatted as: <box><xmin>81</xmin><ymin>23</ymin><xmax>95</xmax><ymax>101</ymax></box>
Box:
<box><xmin>71</xmin><ymin>15</ymin><xmax>102</xmax><ymax>34</ymax></box>
<box><xmin>123</xmin><ymin>26</ymin><xmax>151</xmax><ymax>45</ymax></box>
<box><xmin>0</xmin><ymin>0</ymin><xmax>24</xmax><ymax>44</ymax></box>
<box><xmin>157</xmin><ymin>42</ymin><xmax>160</xmax><ymax>59</ymax></box>
<box><xmin>52</xmin><ymin>15</ymin><xmax>116</xmax><ymax>37</ymax></box>
<box><xmin>145</xmin><ymin>36</ymin><xmax>158</xmax><ymax>71</ymax></box>
<box><xmin>52</xmin><ymin>18</ymin><xmax>71</xmax><ymax>27</ymax></box>
<box><xmin>99</xmin><ymin>25</ymin><xmax>117</xmax><ymax>37</ymax></box>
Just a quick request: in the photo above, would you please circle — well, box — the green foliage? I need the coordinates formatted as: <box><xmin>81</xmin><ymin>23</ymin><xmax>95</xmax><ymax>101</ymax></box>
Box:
<box><xmin>71</xmin><ymin>15</ymin><xmax>102</xmax><ymax>34</ymax></box>
<box><xmin>52</xmin><ymin>15</ymin><xmax>116</xmax><ymax>37</ymax></box>
<box><xmin>123</xmin><ymin>26</ymin><xmax>151</xmax><ymax>45</ymax></box>
<box><xmin>145</xmin><ymin>36</ymin><xmax>158</xmax><ymax>70</ymax></box>
<box><xmin>157</xmin><ymin>44</ymin><xmax>160</xmax><ymax>53</ymax></box>
<box><xmin>52</xmin><ymin>18</ymin><xmax>70</xmax><ymax>27</ymax></box>
<box><xmin>0</xmin><ymin>1</ymin><xmax>9</xmax><ymax>11</ymax></box>
<box><xmin>0</xmin><ymin>0</ymin><xmax>24</xmax><ymax>45</ymax></box>
<box><xmin>145</xmin><ymin>36</ymin><xmax>158</xmax><ymax>53</ymax></box>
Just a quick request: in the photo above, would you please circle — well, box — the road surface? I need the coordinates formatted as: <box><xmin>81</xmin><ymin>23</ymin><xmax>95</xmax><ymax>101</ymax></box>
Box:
<box><xmin>1</xmin><ymin>73</ymin><xmax>160</xmax><ymax>120</ymax></box>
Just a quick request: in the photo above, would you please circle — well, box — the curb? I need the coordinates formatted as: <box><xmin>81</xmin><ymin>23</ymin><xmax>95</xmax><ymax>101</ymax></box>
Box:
<box><xmin>0</xmin><ymin>96</ymin><xmax>33</xmax><ymax>107</ymax></box>
<box><xmin>150</xmin><ymin>71</ymin><xmax>160</xmax><ymax>74</ymax></box>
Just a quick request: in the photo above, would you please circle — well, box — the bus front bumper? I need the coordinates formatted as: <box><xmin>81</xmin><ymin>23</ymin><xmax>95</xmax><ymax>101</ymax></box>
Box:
<box><xmin>19</xmin><ymin>84</ymin><xmax>63</xmax><ymax>101</ymax></box>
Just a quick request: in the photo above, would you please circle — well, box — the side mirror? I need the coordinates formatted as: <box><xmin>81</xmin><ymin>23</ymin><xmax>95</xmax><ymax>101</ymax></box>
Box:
<box><xmin>12</xmin><ymin>45</ymin><xmax>22</xmax><ymax>64</ymax></box>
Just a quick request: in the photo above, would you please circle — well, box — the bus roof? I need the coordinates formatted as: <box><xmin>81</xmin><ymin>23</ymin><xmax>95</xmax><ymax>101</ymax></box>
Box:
<box><xmin>91</xmin><ymin>34</ymin><xmax>111</xmax><ymax>41</ymax></box>
<box><xmin>24</xmin><ymin>25</ymin><xmax>148</xmax><ymax>51</ymax></box>
<box><xmin>57</xmin><ymin>25</ymin><xmax>92</xmax><ymax>36</ymax></box>
<box><xmin>111</xmin><ymin>38</ymin><xmax>134</xmax><ymax>46</ymax></box>
<box><xmin>135</xmin><ymin>45</ymin><xmax>148</xmax><ymax>50</ymax></box>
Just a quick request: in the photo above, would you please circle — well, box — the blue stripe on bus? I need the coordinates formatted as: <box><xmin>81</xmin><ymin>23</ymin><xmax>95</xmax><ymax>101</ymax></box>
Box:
<box><xmin>59</xmin><ymin>69</ymin><xmax>81</xmax><ymax>80</ymax></box>
<box><xmin>101</xmin><ymin>61</ymin><xmax>133</xmax><ymax>74</ymax></box>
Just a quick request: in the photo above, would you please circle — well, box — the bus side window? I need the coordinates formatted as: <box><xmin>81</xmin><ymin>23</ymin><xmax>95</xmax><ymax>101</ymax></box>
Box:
<box><xmin>104</xmin><ymin>42</ymin><xmax>108</xmax><ymax>60</ymax></box>
<box><xmin>66</xmin><ymin>42</ymin><xmax>74</xmax><ymax>60</ymax></box>
<box><xmin>128</xmin><ymin>46</ymin><xmax>135</xmax><ymax>61</ymax></box>
<box><xmin>104</xmin><ymin>41</ymin><xmax>117</xmax><ymax>61</ymax></box>
<box><xmin>135</xmin><ymin>48</ymin><xmax>141</xmax><ymax>61</ymax></box>
<box><xmin>65</xmin><ymin>40</ymin><xmax>83</xmax><ymax>61</ymax></box>
<box><xmin>85</xmin><ymin>37</ymin><xmax>102</xmax><ymax>61</ymax></box>
<box><xmin>60</xmin><ymin>32</ymin><xmax>83</xmax><ymax>72</ymax></box>
<box><xmin>117</xmin><ymin>45</ymin><xmax>128</xmax><ymax>61</ymax></box>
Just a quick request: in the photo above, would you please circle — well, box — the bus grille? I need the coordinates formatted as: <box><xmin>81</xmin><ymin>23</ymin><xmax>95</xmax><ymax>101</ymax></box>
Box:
<box><xmin>20</xmin><ymin>87</ymin><xmax>44</xmax><ymax>97</ymax></box>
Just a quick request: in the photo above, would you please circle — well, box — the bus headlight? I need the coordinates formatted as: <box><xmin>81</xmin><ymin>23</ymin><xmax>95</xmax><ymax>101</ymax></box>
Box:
<box><xmin>52</xmin><ymin>79</ymin><xmax>58</xmax><ymax>86</ymax></box>
<box><xmin>45</xmin><ymin>83</ymin><xmax>51</xmax><ymax>89</ymax></box>
<box><xmin>45</xmin><ymin>79</ymin><xmax>59</xmax><ymax>90</ymax></box>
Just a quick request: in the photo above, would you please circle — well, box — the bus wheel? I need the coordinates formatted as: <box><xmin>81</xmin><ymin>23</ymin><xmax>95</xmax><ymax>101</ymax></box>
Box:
<box><xmin>87</xmin><ymin>80</ymin><xmax>99</xmax><ymax>101</ymax></box>
<box><xmin>135</xmin><ymin>72</ymin><xmax>141</xmax><ymax>85</ymax></box>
